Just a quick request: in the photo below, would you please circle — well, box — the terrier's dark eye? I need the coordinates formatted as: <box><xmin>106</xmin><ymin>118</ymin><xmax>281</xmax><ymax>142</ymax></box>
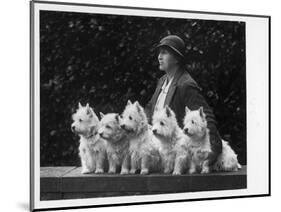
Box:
<box><xmin>191</xmin><ymin>120</ymin><xmax>195</xmax><ymax>124</ymax></box>
<box><xmin>129</xmin><ymin>116</ymin><xmax>132</xmax><ymax>120</ymax></box>
<box><xmin>160</xmin><ymin>121</ymin><xmax>164</xmax><ymax>126</ymax></box>
<box><xmin>106</xmin><ymin>125</ymin><xmax>111</xmax><ymax>129</ymax></box>
<box><xmin>79</xmin><ymin>119</ymin><xmax>83</xmax><ymax>122</ymax></box>
<box><xmin>120</xmin><ymin>115</ymin><xmax>123</xmax><ymax>119</ymax></box>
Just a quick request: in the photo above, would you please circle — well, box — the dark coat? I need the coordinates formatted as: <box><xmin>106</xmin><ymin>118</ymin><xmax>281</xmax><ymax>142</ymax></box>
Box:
<box><xmin>145</xmin><ymin>68</ymin><xmax>222</xmax><ymax>164</ymax></box>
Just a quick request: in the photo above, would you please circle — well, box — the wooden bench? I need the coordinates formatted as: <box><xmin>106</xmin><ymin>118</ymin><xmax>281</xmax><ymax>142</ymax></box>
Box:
<box><xmin>40</xmin><ymin>166</ymin><xmax>247</xmax><ymax>200</ymax></box>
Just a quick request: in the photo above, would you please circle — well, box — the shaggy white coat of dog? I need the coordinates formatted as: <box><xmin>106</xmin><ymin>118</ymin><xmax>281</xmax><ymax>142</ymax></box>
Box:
<box><xmin>119</xmin><ymin>100</ymin><xmax>161</xmax><ymax>175</ymax></box>
<box><xmin>183</xmin><ymin>106</ymin><xmax>212</xmax><ymax>174</ymax></box>
<box><xmin>98</xmin><ymin>112</ymin><xmax>130</xmax><ymax>174</ymax></box>
<box><xmin>183</xmin><ymin>106</ymin><xmax>241</xmax><ymax>173</ymax></box>
<box><xmin>152</xmin><ymin>106</ymin><xmax>191</xmax><ymax>175</ymax></box>
<box><xmin>213</xmin><ymin>140</ymin><xmax>242</xmax><ymax>171</ymax></box>
<box><xmin>71</xmin><ymin>103</ymin><xmax>107</xmax><ymax>174</ymax></box>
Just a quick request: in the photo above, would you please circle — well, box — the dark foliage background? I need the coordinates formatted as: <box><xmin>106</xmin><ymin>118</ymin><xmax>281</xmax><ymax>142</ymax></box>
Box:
<box><xmin>40</xmin><ymin>11</ymin><xmax>246</xmax><ymax>166</ymax></box>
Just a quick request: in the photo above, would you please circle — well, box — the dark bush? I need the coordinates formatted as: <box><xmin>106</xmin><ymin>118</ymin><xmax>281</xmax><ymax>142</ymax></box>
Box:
<box><xmin>40</xmin><ymin>11</ymin><xmax>246</xmax><ymax>166</ymax></box>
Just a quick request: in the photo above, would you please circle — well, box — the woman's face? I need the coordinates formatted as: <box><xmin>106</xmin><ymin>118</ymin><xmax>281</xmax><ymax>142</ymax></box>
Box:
<box><xmin>158</xmin><ymin>47</ymin><xmax>179</xmax><ymax>72</ymax></box>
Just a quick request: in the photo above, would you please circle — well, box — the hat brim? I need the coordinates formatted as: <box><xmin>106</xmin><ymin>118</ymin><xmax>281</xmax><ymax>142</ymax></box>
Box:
<box><xmin>156</xmin><ymin>44</ymin><xmax>185</xmax><ymax>58</ymax></box>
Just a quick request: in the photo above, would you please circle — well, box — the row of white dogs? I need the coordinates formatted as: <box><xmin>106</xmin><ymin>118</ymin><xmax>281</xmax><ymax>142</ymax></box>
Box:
<box><xmin>71</xmin><ymin>100</ymin><xmax>241</xmax><ymax>175</ymax></box>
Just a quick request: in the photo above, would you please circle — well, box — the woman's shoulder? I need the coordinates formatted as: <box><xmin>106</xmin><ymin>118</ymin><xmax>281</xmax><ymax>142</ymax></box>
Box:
<box><xmin>176</xmin><ymin>71</ymin><xmax>201</xmax><ymax>91</ymax></box>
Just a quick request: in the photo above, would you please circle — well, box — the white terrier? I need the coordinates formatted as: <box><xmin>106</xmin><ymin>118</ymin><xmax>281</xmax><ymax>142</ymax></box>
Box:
<box><xmin>183</xmin><ymin>106</ymin><xmax>212</xmax><ymax>174</ymax></box>
<box><xmin>71</xmin><ymin>103</ymin><xmax>107</xmax><ymax>174</ymax></box>
<box><xmin>98</xmin><ymin>112</ymin><xmax>130</xmax><ymax>174</ymax></box>
<box><xmin>152</xmin><ymin>106</ymin><xmax>191</xmax><ymax>175</ymax></box>
<box><xmin>119</xmin><ymin>100</ymin><xmax>161</xmax><ymax>175</ymax></box>
<box><xmin>183</xmin><ymin>106</ymin><xmax>241</xmax><ymax>174</ymax></box>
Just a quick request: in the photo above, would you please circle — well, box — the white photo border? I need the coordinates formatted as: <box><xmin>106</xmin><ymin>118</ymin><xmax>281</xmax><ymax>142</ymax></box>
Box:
<box><xmin>30</xmin><ymin>0</ymin><xmax>270</xmax><ymax>211</ymax></box>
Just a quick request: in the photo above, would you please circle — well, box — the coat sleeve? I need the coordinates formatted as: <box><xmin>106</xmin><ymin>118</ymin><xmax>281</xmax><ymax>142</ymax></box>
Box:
<box><xmin>180</xmin><ymin>85</ymin><xmax>222</xmax><ymax>163</ymax></box>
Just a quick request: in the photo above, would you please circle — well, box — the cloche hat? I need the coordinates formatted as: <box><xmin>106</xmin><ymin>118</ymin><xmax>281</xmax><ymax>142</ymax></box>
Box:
<box><xmin>156</xmin><ymin>35</ymin><xmax>185</xmax><ymax>58</ymax></box>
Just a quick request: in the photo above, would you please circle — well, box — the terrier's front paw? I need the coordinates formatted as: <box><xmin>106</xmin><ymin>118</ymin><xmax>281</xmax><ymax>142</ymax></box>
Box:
<box><xmin>172</xmin><ymin>170</ymin><xmax>182</xmax><ymax>175</ymax></box>
<box><xmin>81</xmin><ymin>168</ymin><xmax>92</xmax><ymax>174</ymax></box>
<box><xmin>108</xmin><ymin>169</ymin><xmax>116</xmax><ymax>174</ymax></box>
<box><xmin>95</xmin><ymin>168</ymin><xmax>104</xmax><ymax>174</ymax></box>
<box><xmin>140</xmin><ymin>168</ymin><xmax>149</xmax><ymax>175</ymax></box>
<box><xmin>129</xmin><ymin>169</ymin><xmax>137</xmax><ymax>174</ymax></box>
<box><xmin>120</xmin><ymin>169</ymin><xmax>129</xmax><ymax>175</ymax></box>
<box><xmin>189</xmin><ymin>168</ymin><xmax>196</xmax><ymax>174</ymax></box>
<box><xmin>201</xmin><ymin>167</ymin><xmax>210</xmax><ymax>174</ymax></box>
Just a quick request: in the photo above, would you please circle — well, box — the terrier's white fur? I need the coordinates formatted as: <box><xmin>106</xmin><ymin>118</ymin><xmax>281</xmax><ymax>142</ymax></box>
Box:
<box><xmin>213</xmin><ymin>140</ymin><xmax>242</xmax><ymax>172</ymax></box>
<box><xmin>183</xmin><ymin>106</ymin><xmax>241</xmax><ymax>174</ymax></box>
<box><xmin>119</xmin><ymin>100</ymin><xmax>161</xmax><ymax>175</ymax></box>
<box><xmin>98</xmin><ymin>113</ymin><xmax>130</xmax><ymax>174</ymax></box>
<box><xmin>183</xmin><ymin>106</ymin><xmax>212</xmax><ymax>174</ymax></box>
<box><xmin>71</xmin><ymin>103</ymin><xmax>107</xmax><ymax>174</ymax></box>
<box><xmin>152</xmin><ymin>106</ymin><xmax>190</xmax><ymax>175</ymax></box>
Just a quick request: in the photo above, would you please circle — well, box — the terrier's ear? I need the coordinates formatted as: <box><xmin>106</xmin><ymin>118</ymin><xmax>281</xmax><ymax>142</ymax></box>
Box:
<box><xmin>78</xmin><ymin>102</ymin><xmax>82</xmax><ymax>108</ymax></box>
<box><xmin>100</xmin><ymin>112</ymin><xmax>105</xmax><ymax>119</ymax></box>
<box><xmin>185</xmin><ymin>106</ymin><xmax>191</xmax><ymax>114</ymax></box>
<box><xmin>135</xmin><ymin>101</ymin><xmax>141</xmax><ymax>113</ymax></box>
<box><xmin>127</xmin><ymin>100</ymin><xmax>132</xmax><ymax>106</ymax></box>
<box><xmin>165</xmin><ymin>106</ymin><xmax>171</xmax><ymax>117</ymax></box>
<box><xmin>89</xmin><ymin>108</ymin><xmax>94</xmax><ymax>118</ymax></box>
<box><xmin>199</xmin><ymin>107</ymin><xmax>206</xmax><ymax>119</ymax></box>
<box><xmin>86</xmin><ymin>107</ymin><xmax>92</xmax><ymax>115</ymax></box>
<box><xmin>115</xmin><ymin>114</ymin><xmax>119</xmax><ymax>123</ymax></box>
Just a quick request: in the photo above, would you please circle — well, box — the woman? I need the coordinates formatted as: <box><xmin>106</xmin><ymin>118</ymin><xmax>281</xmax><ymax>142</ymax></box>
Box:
<box><xmin>145</xmin><ymin>35</ymin><xmax>222</xmax><ymax>166</ymax></box>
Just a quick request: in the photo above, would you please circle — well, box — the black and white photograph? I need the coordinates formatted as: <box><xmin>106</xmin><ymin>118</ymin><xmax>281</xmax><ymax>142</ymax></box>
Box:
<box><xmin>30</xmin><ymin>0</ymin><xmax>270</xmax><ymax>211</ymax></box>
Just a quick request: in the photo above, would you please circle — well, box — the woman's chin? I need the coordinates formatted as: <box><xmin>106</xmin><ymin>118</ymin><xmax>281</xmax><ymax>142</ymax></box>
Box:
<box><xmin>159</xmin><ymin>66</ymin><xmax>166</xmax><ymax>71</ymax></box>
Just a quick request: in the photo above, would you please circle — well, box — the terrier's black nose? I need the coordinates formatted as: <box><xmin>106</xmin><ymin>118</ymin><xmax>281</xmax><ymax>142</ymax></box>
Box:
<box><xmin>121</xmin><ymin>125</ymin><xmax>125</xmax><ymax>129</ymax></box>
<box><xmin>184</xmin><ymin>128</ymin><xmax>189</xmax><ymax>134</ymax></box>
<box><xmin>99</xmin><ymin>132</ymin><xmax>103</xmax><ymax>137</ymax></box>
<box><xmin>71</xmin><ymin>126</ymin><xmax>75</xmax><ymax>131</ymax></box>
<box><xmin>152</xmin><ymin>129</ymin><xmax>157</xmax><ymax>134</ymax></box>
